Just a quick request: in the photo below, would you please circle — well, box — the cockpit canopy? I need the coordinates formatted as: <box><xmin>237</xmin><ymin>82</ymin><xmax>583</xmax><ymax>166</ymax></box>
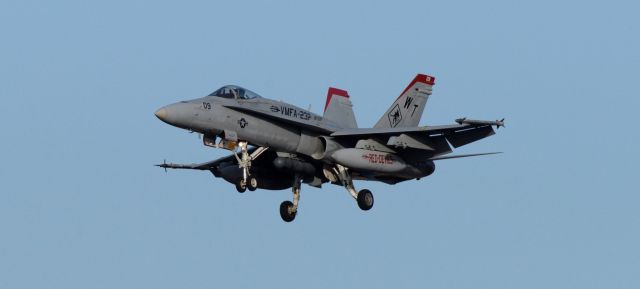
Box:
<box><xmin>208</xmin><ymin>85</ymin><xmax>261</xmax><ymax>100</ymax></box>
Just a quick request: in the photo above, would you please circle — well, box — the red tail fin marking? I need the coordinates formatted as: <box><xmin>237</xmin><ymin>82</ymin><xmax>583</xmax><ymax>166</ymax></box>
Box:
<box><xmin>396</xmin><ymin>74</ymin><xmax>436</xmax><ymax>100</ymax></box>
<box><xmin>324</xmin><ymin>87</ymin><xmax>349</xmax><ymax>112</ymax></box>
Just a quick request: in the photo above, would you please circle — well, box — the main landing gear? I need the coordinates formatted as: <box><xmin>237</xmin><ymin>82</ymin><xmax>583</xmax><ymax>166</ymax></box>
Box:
<box><xmin>232</xmin><ymin>141</ymin><xmax>267</xmax><ymax>193</ymax></box>
<box><xmin>280</xmin><ymin>175</ymin><xmax>302</xmax><ymax>222</ymax></box>
<box><xmin>279</xmin><ymin>166</ymin><xmax>374</xmax><ymax>222</ymax></box>
<box><xmin>356</xmin><ymin>189</ymin><xmax>374</xmax><ymax>211</ymax></box>
<box><xmin>334</xmin><ymin>164</ymin><xmax>374</xmax><ymax>211</ymax></box>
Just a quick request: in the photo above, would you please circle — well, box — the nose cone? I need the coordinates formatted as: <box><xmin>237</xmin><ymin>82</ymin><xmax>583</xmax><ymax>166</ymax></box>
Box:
<box><xmin>155</xmin><ymin>107</ymin><xmax>169</xmax><ymax>122</ymax></box>
<box><xmin>154</xmin><ymin>108</ymin><xmax>168</xmax><ymax>121</ymax></box>
<box><xmin>154</xmin><ymin>102</ymin><xmax>194</xmax><ymax>129</ymax></box>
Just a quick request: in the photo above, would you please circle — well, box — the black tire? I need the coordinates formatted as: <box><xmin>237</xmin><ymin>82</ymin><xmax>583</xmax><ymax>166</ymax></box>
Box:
<box><xmin>248</xmin><ymin>177</ymin><xmax>258</xmax><ymax>191</ymax></box>
<box><xmin>279</xmin><ymin>201</ymin><xmax>296</xmax><ymax>222</ymax></box>
<box><xmin>235</xmin><ymin>180</ymin><xmax>246</xmax><ymax>193</ymax></box>
<box><xmin>357</xmin><ymin>189</ymin><xmax>374</xmax><ymax>211</ymax></box>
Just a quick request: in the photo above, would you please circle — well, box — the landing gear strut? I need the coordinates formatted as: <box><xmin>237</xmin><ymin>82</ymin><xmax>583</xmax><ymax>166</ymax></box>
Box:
<box><xmin>280</xmin><ymin>175</ymin><xmax>302</xmax><ymax>222</ymax></box>
<box><xmin>334</xmin><ymin>164</ymin><xmax>374</xmax><ymax>211</ymax></box>
<box><xmin>232</xmin><ymin>141</ymin><xmax>266</xmax><ymax>193</ymax></box>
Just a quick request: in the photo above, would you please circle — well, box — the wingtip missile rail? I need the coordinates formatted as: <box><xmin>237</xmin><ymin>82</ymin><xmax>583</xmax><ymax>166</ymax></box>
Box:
<box><xmin>455</xmin><ymin>117</ymin><xmax>505</xmax><ymax>128</ymax></box>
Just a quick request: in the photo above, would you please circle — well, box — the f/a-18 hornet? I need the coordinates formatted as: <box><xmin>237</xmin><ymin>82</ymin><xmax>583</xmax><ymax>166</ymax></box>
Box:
<box><xmin>155</xmin><ymin>74</ymin><xmax>504</xmax><ymax>222</ymax></box>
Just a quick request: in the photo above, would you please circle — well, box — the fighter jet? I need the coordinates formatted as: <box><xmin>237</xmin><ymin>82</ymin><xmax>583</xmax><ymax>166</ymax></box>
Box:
<box><xmin>155</xmin><ymin>74</ymin><xmax>504</xmax><ymax>222</ymax></box>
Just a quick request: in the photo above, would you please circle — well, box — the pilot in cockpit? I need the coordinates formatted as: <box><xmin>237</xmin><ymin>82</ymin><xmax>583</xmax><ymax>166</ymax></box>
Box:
<box><xmin>208</xmin><ymin>85</ymin><xmax>261</xmax><ymax>100</ymax></box>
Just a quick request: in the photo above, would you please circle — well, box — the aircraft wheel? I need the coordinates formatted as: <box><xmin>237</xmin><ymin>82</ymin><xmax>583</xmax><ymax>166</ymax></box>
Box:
<box><xmin>357</xmin><ymin>189</ymin><xmax>374</xmax><ymax>211</ymax></box>
<box><xmin>235</xmin><ymin>180</ymin><xmax>246</xmax><ymax>193</ymax></box>
<box><xmin>248</xmin><ymin>177</ymin><xmax>258</xmax><ymax>191</ymax></box>
<box><xmin>279</xmin><ymin>201</ymin><xmax>296</xmax><ymax>222</ymax></box>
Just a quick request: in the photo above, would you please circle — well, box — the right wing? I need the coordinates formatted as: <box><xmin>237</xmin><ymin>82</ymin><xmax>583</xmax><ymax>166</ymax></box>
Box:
<box><xmin>156</xmin><ymin>158</ymin><xmax>228</xmax><ymax>171</ymax></box>
<box><xmin>156</xmin><ymin>153</ymin><xmax>238</xmax><ymax>176</ymax></box>
<box><xmin>156</xmin><ymin>147</ymin><xmax>271</xmax><ymax>177</ymax></box>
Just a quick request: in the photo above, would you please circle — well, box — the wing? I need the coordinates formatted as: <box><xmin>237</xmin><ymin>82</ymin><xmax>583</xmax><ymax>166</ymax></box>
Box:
<box><xmin>156</xmin><ymin>153</ymin><xmax>239</xmax><ymax>176</ymax></box>
<box><xmin>156</xmin><ymin>147</ymin><xmax>278</xmax><ymax>177</ymax></box>
<box><xmin>157</xmin><ymin>158</ymin><xmax>228</xmax><ymax>170</ymax></box>
<box><xmin>331</xmin><ymin>120</ymin><xmax>503</xmax><ymax>156</ymax></box>
<box><xmin>157</xmin><ymin>146</ymin><xmax>261</xmax><ymax>172</ymax></box>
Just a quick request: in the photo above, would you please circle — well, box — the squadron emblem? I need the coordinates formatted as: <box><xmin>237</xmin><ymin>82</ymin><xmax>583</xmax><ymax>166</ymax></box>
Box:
<box><xmin>387</xmin><ymin>104</ymin><xmax>402</xmax><ymax>127</ymax></box>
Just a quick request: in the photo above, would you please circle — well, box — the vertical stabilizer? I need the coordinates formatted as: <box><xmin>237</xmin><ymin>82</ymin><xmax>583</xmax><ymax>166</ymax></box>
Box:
<box><xmin>374</xmin><ymin>74</ymin><xmax>435</xmax><ymax>128</ymax></box>
<box><xmin>323</xmin><ymin>87</ymin><xmax>358</xmax><ymax>128</ymax></box>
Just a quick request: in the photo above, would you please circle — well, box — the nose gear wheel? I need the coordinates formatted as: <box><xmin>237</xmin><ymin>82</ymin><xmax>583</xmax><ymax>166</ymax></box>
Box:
<box><xmin>230</xmin><ymin>141</ymin><xmax>268</xmax><ymax>192</ymax></box>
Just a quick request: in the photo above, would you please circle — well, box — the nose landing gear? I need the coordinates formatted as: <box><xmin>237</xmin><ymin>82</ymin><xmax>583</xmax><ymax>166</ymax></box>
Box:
<box><xmin>235</xmin><ymin>180</ymin><xmax>246</xmax><ymax>193</ymax></box>
<box><xmin>231</xmin><ymin>141</ymin><xmax>267</xmax><ymax>193</ymax></box>
<box><xmin>235</xmin><ymin>177</ymin><xmax>258</xmax><ymax>193</ymax></box>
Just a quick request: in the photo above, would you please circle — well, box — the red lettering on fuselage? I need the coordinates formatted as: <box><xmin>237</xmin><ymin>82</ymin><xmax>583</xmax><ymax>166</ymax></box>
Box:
<box><xmin>361</xmin><ymin>153</ymin><xmax>394</xmax><ymax>165</ymax></box>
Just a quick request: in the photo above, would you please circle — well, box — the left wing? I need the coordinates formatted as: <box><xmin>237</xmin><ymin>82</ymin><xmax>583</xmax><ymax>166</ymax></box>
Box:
<box><xmin>331</xmin><ymin>119</ymin><xmax>504</xmax><ymax>155</ymax></box>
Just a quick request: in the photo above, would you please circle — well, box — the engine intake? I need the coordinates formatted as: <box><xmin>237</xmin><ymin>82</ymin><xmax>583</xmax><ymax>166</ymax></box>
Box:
<box><xmin>312</xmin><ymin>136</ymin><xmax>344</xmax><ymax>160</ymax></box>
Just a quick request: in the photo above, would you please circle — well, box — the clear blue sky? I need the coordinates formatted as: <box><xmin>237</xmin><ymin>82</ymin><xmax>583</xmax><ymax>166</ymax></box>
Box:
<box><xmin>1</xmin><ymin>0</ymin><xmax>639</xmax><ymax>288</ymax></box>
